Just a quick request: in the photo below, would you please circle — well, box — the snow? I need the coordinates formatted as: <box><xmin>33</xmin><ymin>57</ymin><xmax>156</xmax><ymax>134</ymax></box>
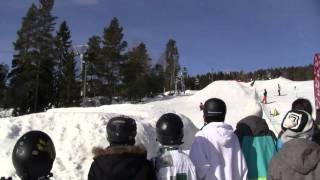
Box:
<box><xmin>0</xmin><ymin>77</ymin><xmax>315</xmax><ymax>179</ymax></box>
<box><xmin>0</xmin><ymin>108</ymin><xmax>13</xmax><ymax>118</ymax></box>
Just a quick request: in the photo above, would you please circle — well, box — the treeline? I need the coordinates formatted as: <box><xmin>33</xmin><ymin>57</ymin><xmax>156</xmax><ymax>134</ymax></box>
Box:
<box><xmin>185</xmin><ymin>64</ymin><xmax>313</xmax><ymax>90</ymax></box>
<box><xmin>0</xmin><ymin>0</ymin><xmax>180</xmax><ymax>115</ymax></box>
<box><xmin>0</xmin><ymin>0</ymin><xmax>313</xmax><ymax>116</ymax></box>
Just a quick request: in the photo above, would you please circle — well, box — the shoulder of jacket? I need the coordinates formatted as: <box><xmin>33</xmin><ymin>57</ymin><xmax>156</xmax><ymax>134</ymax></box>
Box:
<box><xmin>92</xmin><ymin>144</ymin><xmax>147</xmax><ymax>158</ymax></box>
<box><xmin>195</xmin><ymin>130</ymin><xmax>204</xmax><ymax>137</ymax></box>
<box><xmin>268</xmin><ymin>154</ymin><xmax>282</xmax><ymax>174</ymax></box>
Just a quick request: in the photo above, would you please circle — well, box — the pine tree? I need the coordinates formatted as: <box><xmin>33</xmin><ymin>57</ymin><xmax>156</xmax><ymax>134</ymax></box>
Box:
<box><xmin>101</xmin><ymin>17</ymin><xmax>127</xmax><ymax>101</ymax></box>
<box><xmin>35</xmin><ymin>0</ymin><xmax>56</xmax><ymax>111</ymax></box>
<box><xmin>55</xmin><ymin>21</ymin><xmax>80</xmax><ymax>107</ymax></box>
<box><xmin>148</xmin><ymin>64</ymin><xmax>165</xmax><ymax>96</ymax></box>
<box><xmin>124</xmin><ymin>43</ymin><xmax>151</xmax><ymax>101</ymax></box>
<box><xmin>8</xmin><ymin>0</ymin><xmax>56</xmax><ymax>115</ymax></box>
<box><xmin>83</xmin><ymin>35</ymin><xmax>103</xmax><ymax>97</ymax></box>
<box><xmin>165</xmin><ymin>39</ymin><xmax>180</xmax><ymax>93</ymax></box>
<box><xmin>0</xmin><ymin>63</ymin><xmax>8</xmax><ymax>107</ymax></box>
<box><xmin>8</xmin><ymin>4</ymin><xmax>38</xmax><ymax>115</ymax></box>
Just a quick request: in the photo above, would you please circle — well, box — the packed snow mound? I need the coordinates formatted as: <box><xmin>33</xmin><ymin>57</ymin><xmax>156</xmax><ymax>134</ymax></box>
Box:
<box><xmin>189</xmin><ymin>80</ymin><xmax>263</xmax><ymax>127</ymax></box>
<box><xmin>276</xmin><ymin>76</ymin><xmax>292</xmax><ymax>82</ymax></box>
<box><xmin>0</xmin><ymin>108</ymin><xmax>13</xmax><ymax>118</ymax></box>
<box><xmin>0</xmin><ymin>78</ymin><xmax>315</xmax><ymax>180</ymax></box>
<box><xmin>0</xmin><ymin>105</ymin><xmax>198</xmax><ymax>179</ymax></box>
<box><xmin>248</xmin><ymin>76</ymin><xmax>293</xmax><ymax>88</ymax></box>
<box><xmin>187</xmin><ymin>79</ymin><xmax>315</xmax><ymax>133</ymax></box>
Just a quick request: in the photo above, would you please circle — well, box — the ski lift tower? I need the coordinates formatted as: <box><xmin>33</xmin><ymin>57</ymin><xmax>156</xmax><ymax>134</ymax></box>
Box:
<box><xmin>175</xmin><ymin>70</ymin><xmax>186</xmax><ymax>95</ymax></box>
<box><xmin>71</xmin><ymin>45</ymin><xmax>88</xmax><ymax>102</ymax></box>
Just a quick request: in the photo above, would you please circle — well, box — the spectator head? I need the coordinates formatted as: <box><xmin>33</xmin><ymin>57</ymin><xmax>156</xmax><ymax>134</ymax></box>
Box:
<box><xmin>156</xmin><ymin>113</ymin><xmax>184</xmax><ymax>145</ymax></box>
<box><xmin>280</xmin><ymin>110</ymin><xmax>314</xmax><ymax>144</ymax></box>
<box><xmin>12</xmin><ymin>131</ymin><xmax>56</xmax><ymax>179</ymax></box>
<box><xmin>107</xmin><ymin>116</ymin><xmax>137</xmax><ymax>146</ymax></box>
<box><xmin>291</xmin><ymin>98</ymin><xmax>313</xmax><ymax>115</ymax></box>
<box><xmin>203</xmin><ymin>98</ymin><xmax>227</xmax><ymax>123</ymax></box>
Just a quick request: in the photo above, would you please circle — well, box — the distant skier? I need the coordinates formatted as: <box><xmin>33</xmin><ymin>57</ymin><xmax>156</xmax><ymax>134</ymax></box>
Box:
<box><xmin>278</xmin><ymin>84</ymin><xmax>281</xmax><ymax>96</ymax></box>
<box><xmin>153</xmin><ymin>113</ymin><xmax>196</xmax><ymax>180</ymax></box>
<box><xmin>250</xmin><ymin>80</ymin><xmax>255</xmax><ymax>87</ymax></box>
<box><xmin>4</xmin><ymin>131</ymin><xmax>56</xmax><ymax>180</ymax></box>
<box><xmin>88</xmin><ymin>116</ymin><xmax>155</xmax><ymax>180</ymax></box>
<box><xmin>261</xmin><ymin>89</ymin><xmax>267</xmax><ymax>104</ymax></box>
<box><xmin>199</xmin><ymin>102</ymin><xmax>204</xmax><ymax>111</ymax></box>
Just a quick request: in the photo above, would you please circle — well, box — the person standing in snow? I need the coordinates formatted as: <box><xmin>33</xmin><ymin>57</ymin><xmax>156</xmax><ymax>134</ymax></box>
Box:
<box><xmin>235</xmin><ymin>102</ymin><xmax>277</xmax><ymax>180</ymax></box>
<box><xmin>200</xmin><ymin>102</ymin><xmax>204</xmax><ymax>111</ymax></box>
<box><xmin>88</xmin><ymin>116</ymin><xmax>155</xmax><ymax>180</ymax></box>
<box><xmin>4</xmin><ymin>131</ymin><xmax>56</xmax><ymax>180</ymax></box>
<box><xmin>153</xmin><ymin>113</ymin><xmax>196</xmax><ymax>180</ymax></box>
<box><xmin>189</xmin><ymin>98</ymin><xmax>248</xmax><ymax>180</ymax></box>
<box><xmin>250</xmin><ymin>80</ymin><xmax>255</xmax><ymax>87</ymax></box>
<box><xmin>294</xmin><ymin>86</ymin><xmax>297</xmax><ymax>97</ymax></box>
<box><xmin>278</xmin><ymin>84</ymin><xmax>281</xmax><ymax>96</ymax></box>
<box><xmin>268</xmin><ymin>110</ymin><xmax>320</xmax><ymax>180</ymax></box>
<box><xmin>261</xmin><ymin>89</ymin><xmax>267</xmax><ymax>104</ymax></box>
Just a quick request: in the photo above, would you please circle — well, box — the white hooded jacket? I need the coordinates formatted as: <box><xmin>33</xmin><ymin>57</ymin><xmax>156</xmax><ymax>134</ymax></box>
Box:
<box><xmin>189</xmin><ymin>122</ymin><xmax>248</xmax><ymax>180</ymax></box>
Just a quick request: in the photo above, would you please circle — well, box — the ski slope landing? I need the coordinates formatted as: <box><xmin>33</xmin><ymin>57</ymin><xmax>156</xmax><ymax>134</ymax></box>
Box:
<box><xmin>0</xmin><ymin>77</ymin><xmax>314</xmax><ymax>180</ymax></box>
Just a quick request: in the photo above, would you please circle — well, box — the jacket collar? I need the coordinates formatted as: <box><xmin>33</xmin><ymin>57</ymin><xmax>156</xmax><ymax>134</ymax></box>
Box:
<box><xmin>92</xmin><ymin>144</ymin><xmax>147</xmax><ymax>158</ymax></box>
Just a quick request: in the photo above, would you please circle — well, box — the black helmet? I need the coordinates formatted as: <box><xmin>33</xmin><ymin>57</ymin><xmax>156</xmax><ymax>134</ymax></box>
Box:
<box><xmin>12</xmin><ymin>131</ymin><xmax>56</xmax><ymax>179</ymax></box>
<box><xmin>156</xmin><ymin>113</ymin><xmax>184</xmax><ymax>145</ymax></box>
<box><xmin>291</xmin><ymin>98</ymin><xmax>313</xmax><ymax>115</ymax></box>
<box><xmin>107</xmin><ymin>116</ymin><xmax>137</xmax><ymax>145</ymax></box>
<box><xmin>203</xmin><ymin>98</ymin><xmax>226</xmax><ymax>122</ymax></box>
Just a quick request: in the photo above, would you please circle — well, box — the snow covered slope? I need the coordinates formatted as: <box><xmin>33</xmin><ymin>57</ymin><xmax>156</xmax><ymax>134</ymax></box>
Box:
<box><xmin>251</xmin><ymin>77</ymin><xmax>314</xmax><ymax>133</ymax></box>
<box><xmin>0</xmin><ymin>77</ymin><xmax>314</xmax><ymax>180</ymax></box>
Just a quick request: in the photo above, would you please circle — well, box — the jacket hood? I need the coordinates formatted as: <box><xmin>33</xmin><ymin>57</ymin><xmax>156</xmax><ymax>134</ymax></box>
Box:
<box><xmin>278</xmin><ymin>139</ymin><xmax>320</xmax><ymax>174</ymax></box>
<box><xmin>242</xmin><ymin>101</ymin><xmax>263</xmax><ymax>118</ymax></box>
<box><xmin>235</xmin><ymin>116</ymin><xmax>271</xmax><ymax>136</ymax></box>
<box><xmin>280</xmin><ymin>110</ymin><xmax>314</xmax><ymax>144</ymax></box>
<box><xmin>92</xmin><ymin>144</ymin><xmax>147</xmax><ymax>158</ymax></box>
<box><xmin>91</xmin><ymin>144</ymin><xmax>149</xmax><ymax>179</ymax></box>
<box><xmin>204</xmin><ymin>122</ymin><xmax>234</xmax><ymax>145</ymax></box>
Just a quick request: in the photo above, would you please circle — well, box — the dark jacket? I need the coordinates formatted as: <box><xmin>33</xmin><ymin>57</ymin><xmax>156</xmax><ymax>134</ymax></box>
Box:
<box><xmin>263</xmin><ymin>90</ymin><xmax>267</xmax><ymax>96</ymax></box>
<box><xmin>88</xmin><ymin>144</ymin><xmax>155</xmax><ymax>180</ymax></box>
<box><xmin>235</xmin><ymin>116</ymin><xmax>277</xmax><ymax>180</ymax></box>
<box><xmin>268</xmin><ymin>138</ymin><xmax>320</xmax><ymax>180</ymax></box>
<box><xmin>235</xmin><ymin>115</ymin><xmax>277</xmax><ymax>142</ymax></box>
<box><xmin>313</xmin><ymin>124</ymin><xmax>320</xmax><ymax>145</ymax></box>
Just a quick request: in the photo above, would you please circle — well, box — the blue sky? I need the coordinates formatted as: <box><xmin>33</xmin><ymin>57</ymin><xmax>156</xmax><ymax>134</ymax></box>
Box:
<box><xmin>0</xmin><ymin>0</ymin><xmax>319</xmax><ymax>75</ymax></box>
